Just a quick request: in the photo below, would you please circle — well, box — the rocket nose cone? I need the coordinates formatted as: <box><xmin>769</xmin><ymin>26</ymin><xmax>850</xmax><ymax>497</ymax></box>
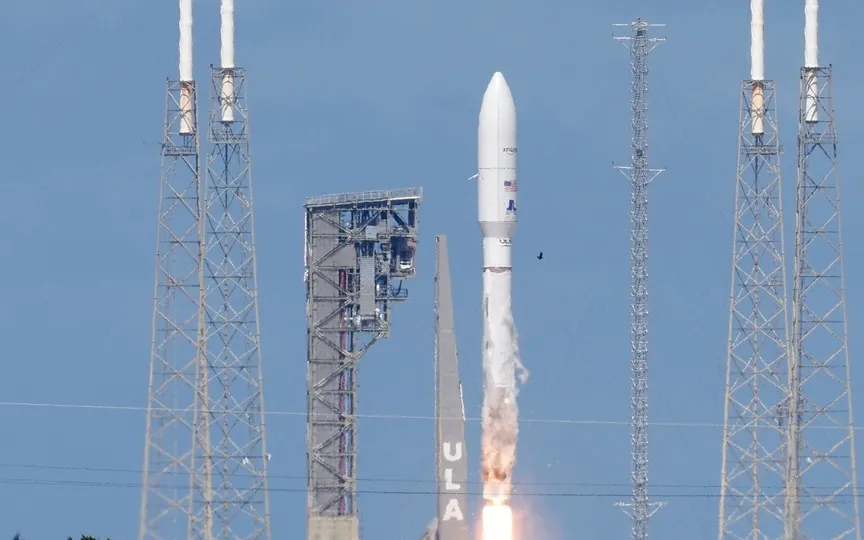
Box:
<box><xmin>480</xmin><ymin>71</ymin><xmax>515</xmax><ymax>117</ymax></box>
<box><xmin>483</xmin><ymin>72</ymin><xmax>512</xmax><ymax>101</ymax></box>
<box><xmin>478</xmin><ymin>71</ymin><xmax>516</xmax><ymax>168</ymax></box>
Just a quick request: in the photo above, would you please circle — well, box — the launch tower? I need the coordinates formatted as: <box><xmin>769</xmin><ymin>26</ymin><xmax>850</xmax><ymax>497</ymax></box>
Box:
<box><xmin>612</xmin><ymin>18</ymin><xmax>665</xmax><ymax>540</ymax></box>
<box><xmin>718</xmin><ymin>1</ymin><xmax>790</xmax><ymax>537</ymax></box>
<box><xmin>196</xmin><ymin>0</ymin><xmax>272</xmax><ymax>535</ymax></box>
<box><xmin>138</xmin><ymin>1</ymin><xmax>204</xmax><ymax>538</ymax></box>
<box><xmin>787</xmin><ymin>0</ymin><xmax>862</xmax><ymax>536</ymax></box>
<box><xmin>304</xmin><ymin>188</ymin><xmax>422</xmax><ymax>540</ymax></box>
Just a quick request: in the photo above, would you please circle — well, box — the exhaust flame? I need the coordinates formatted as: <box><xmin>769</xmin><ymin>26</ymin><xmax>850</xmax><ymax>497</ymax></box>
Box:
<box><xmin>482</xmin><ymin>503</ymin><xmax>514</xmax><ymax>540</ymax></box>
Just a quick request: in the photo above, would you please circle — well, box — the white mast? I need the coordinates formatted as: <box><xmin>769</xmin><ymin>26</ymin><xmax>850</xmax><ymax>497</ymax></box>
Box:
<box><xmin>750</xmin><ymin>0</ymin><xmax>765</xmax><ymax>134</ymax></box>
<box><xmin>220</xmin><ymin>0</ymin><xmax>236</xmax><ymax>122</ymax></box>
<box><xmin>178</xmin><ymin>0</ymin><xmax>194</xmax><ymax>135</ymax></box>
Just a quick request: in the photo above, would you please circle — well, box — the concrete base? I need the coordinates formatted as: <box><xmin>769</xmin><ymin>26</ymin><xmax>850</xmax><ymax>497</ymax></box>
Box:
<box><xmin>308</xmin><ymin>516</ymin><xmax>360</xmax><ymax>540</ymax></box>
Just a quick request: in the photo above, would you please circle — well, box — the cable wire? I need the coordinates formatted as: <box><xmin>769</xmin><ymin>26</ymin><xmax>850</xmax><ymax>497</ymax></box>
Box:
<box><xmin>3</xmin><ymin>400</ymin><xmax>863</xmax><ymax>431</ymax></box>
<box><xmin>1</xmin><ymin>474</ymin><xmax>861</xmax><ymax>501</ymax></box>
<box><xmin>2</xmin><ymin>462</ymin><xmax>863</xmax><ymax>495</ymax></box>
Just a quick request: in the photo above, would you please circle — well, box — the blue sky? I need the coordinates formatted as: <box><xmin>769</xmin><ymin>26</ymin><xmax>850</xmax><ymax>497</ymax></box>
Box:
<box><xmin>2</xmin><ymin>0</ymin><xmax>864</xmax><ymax>538</ymax></box>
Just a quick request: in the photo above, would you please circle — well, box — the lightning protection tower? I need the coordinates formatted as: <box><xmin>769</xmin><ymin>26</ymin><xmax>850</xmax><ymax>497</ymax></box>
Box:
<box><xmin>196</xmin><ymin>0</ymin><xmax>272</xmax><ymax>535</ymax></box>
<box><xmin>304</xmin><ymin>188</ymin><xmax>422</xmax><ymax>540</ymax></box>
<box><xmin>787</xmin><ymin>1</ymin><xmax>862</xmax><ymax>536</ymax></box>
<box><xmin>612</xmin><ymin>18</ymin><xmax>665</xmax><ymax>540</ymax></box>
<box><xmin>138</xmin><ymin>0</ymin><xmax>203</xmax><ymax>538</ymax></box>
<box><xmin>718</xmin><ymin>2</ymin><xmax>791</xmax><ymax>538</ymax></box>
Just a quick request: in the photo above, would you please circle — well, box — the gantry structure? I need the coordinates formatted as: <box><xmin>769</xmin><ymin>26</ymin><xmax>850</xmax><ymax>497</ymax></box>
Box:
<box><xmin>787</xmin><ymin>60</ymin><xmax>861</xmax><ymax>539</ymax></box>
<box><xmin>139</xmin><ymin>69</ymin><xmax>203</xmax><ymax>540</ymax></box>
<box><xmin>718</xmin><ymin>71</ymin><xmax>790</xmax><ymax>540</ymax></box>
<box><xmin>304</xmin><ymin>188</ymin><xmax>422</xmax><ymax>540</ymax></box>
<box><xmin>139</xmin><ymin>2</ymin><xmax>271</xmax><ymax>536</ymax></box>
<box><xmin>197</xmin><ymin>63</ymin><xmax>271</xmax><ymax>539</ymax></box>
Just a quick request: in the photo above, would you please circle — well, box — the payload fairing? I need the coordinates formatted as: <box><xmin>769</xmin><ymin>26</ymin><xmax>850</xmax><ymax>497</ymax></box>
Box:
<box><xmin>478</xmin><ymin>71</ymin><xmax>518</xmax><ymax>268</ymax></box>
<box><xmin>478</xmin><ymin>71</ymin><xmax>523</xmax><ymax>506</ymax></box>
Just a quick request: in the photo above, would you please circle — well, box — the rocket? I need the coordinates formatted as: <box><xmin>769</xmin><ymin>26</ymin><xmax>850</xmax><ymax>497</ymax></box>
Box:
<box><xmin>477</xmin><ymin>71</ymin><xmax>520</xmax><ymax>503</ymax></box>
<box><xmin>478</xmin><ymin>71</ymin><xmax>518</xmax><ymax>266</ymax></box>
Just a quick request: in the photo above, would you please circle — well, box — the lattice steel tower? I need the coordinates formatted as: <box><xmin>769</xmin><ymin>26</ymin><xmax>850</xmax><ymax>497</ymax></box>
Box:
<box><xmin>197</xmin><ymin>44</ymin><xmax>272</xmax><ymax>540</ymax></box>
<box><xmin>612</xmin><ymin>19</ymin><xmax>665</xmax><ymax>540</ymax></box>
<box><xmin>304</xmin><ymin>189</ymin><xmax>422</xmax><ymax>540</ymax></box>
<box><xmin>718</xmin><ymin>3</ymin><xmax>790</xmax><ymax>537</ymax></box>
<box><xmin>786</xmin><ymin>2</ymin><xmax>862</xmax><ymax>535</ymax></box>
<box><xmin>139</xmin><ymin>0</ymin><xmax>203</xmax><ymax>538</ymax></box>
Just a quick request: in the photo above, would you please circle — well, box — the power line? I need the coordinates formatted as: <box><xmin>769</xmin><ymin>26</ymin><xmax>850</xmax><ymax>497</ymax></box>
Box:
<box><xmin>3</xmin><ymin>400</ymin><xmax>864</xmax><ymax>431</ymax></box>
<box><xmin>1</xmin><ymin>474</ymin><xmax>862</xmax><ymax>501</ymax></box>
<box><xmin>5</xmin><ymin>462</ymin><xmax>864</xmax><ymax>494</ymax></box>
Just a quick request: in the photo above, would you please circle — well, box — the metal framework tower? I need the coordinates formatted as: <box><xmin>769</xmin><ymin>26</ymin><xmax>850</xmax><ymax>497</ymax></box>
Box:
<box><xmin>139</xmin><ymin>77</ymin><xmax>203</xmax><ymax>539</ymax></box>
<box><xmin>304</xmin><ymin>188</ymin><xmax>422</xmax><ymax>540</ymax></box>
<box><xmin>717</xmin><ymin>76</ymin><xmax>790</xmax><ymax>538</ymax></box>
<box><xmin>613</xmin><ymin>18</ymin><xmax>665</xmax><ymax>540</ymax></box>
<box><xmin>787</xmin><ymin>62</ymin><xmax>862</xmax><ymax>539</ymax></box>
<box><xmin>196</xmin><ymin>64</ymin><xmax>271</xmax><ymax>539</ymax></box>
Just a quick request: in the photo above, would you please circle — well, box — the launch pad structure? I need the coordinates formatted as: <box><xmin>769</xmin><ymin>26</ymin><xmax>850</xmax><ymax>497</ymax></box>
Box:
<box><xmin>304</xmin><ymin>188</ymin><xmax>422</xmax><ymax>540</ymax></box>
<box><xmin>788</xmin><ymin>62</ymin><xmax>862</xmax><ymax>538</ymax></box>
<box><xmin>200</xmin><ymin>62</ymin><xmax>272</xmax><ymax>539</ymax></box>
<box><xmin>431</xmin><ymin>235</ymin><xmax>470</xmax><ymax>540</ymax></box>
<box><xmin>718</xmin><ymin>78</ymin><xmax>789</xmax><ymax>540</ymax></box>
<box><xmin>139</xmin><ymin>75</ymin><xmax>203</xmax><ymax>540</ymax></box>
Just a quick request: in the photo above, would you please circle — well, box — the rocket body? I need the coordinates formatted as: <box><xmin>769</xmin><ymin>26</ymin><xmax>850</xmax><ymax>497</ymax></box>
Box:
<box><xmin>478</xmin><ymin>72</ymin><xmax>520</xmax><ymax>504</ymax></box>
<box><xmin>478</xmin><ymin>71</ymin><xmax>518</xmax><ymax>268</ymax></box>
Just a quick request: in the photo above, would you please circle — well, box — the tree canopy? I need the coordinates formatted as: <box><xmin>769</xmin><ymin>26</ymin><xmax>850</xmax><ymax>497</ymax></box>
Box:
<box><xmin>12</xmin><ymin>533</ymin><xmax>109</xmax><ymax>539</ymax></box>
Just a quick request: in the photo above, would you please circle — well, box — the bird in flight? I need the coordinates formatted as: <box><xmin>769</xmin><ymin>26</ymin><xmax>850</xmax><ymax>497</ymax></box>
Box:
<box><xmin>536</xmin><ymin>252</ymin><xmax>543</xmax><ymax>260</ymax></box>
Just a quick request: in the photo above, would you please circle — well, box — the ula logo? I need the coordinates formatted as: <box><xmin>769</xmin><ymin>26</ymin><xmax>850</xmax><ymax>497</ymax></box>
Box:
<box><xmin>502</xmin><ymin>147</ymin><xmax>517</xmax><ymax>155</ymax></box>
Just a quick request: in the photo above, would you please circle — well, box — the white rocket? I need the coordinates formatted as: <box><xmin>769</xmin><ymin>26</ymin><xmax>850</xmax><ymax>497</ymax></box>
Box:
<box><xmin>478</xmin><ymin>71</ymin><xmax>517</xmax><ymax>265</ymax></box>
<box><xmin>477</xmin><ymin>71</ymin><xmax>520</xmax><ymax>504</ymax></box>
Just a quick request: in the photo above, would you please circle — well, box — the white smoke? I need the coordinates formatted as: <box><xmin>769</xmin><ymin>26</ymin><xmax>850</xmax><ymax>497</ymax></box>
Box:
<box><xmin>511</xmin><ymin>317</ymin><xmax>529</xmax><ymax>386</ymax></box>
<box><xmin>480</xmin><ymin>276</ymin><xmax>528</xmax><ymax>503</ymax></box>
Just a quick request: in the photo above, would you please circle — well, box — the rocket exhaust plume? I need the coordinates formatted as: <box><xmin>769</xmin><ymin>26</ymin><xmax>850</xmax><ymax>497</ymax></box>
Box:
<box><xmin>750</xmin><ymin>0</ymin><xmax>765</xmax><ymax>135</ymax></box>
<box><xmin>804</xmin><ymin>0</ymin><xmax>819</xmax><ymax>122</ymax></box>
<box><xmin>477</xmin><ymin>71</ymin><xmax>528</xmax><ymax>509</ymax></box>
<box><xmin>481</xmin><ymin>502</ymin><xmax>514</xmax><ymax>540</ymax></box>
<box><xmin>220</xmin><ymin>0</ymin><xmax>236</xmax><ymax>122</ymax></box>
<box><xmin>178</xmin><ymin>0</ymin><xmax>194</xmax><ymax>135</ymax></box>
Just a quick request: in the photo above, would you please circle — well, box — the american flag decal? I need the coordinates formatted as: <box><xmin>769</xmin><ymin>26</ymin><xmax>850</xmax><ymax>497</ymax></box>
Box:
<box><xmin>504</xmin><ymin>180</ymin><xmax>517</xmax><ymax>192</ymax></box>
